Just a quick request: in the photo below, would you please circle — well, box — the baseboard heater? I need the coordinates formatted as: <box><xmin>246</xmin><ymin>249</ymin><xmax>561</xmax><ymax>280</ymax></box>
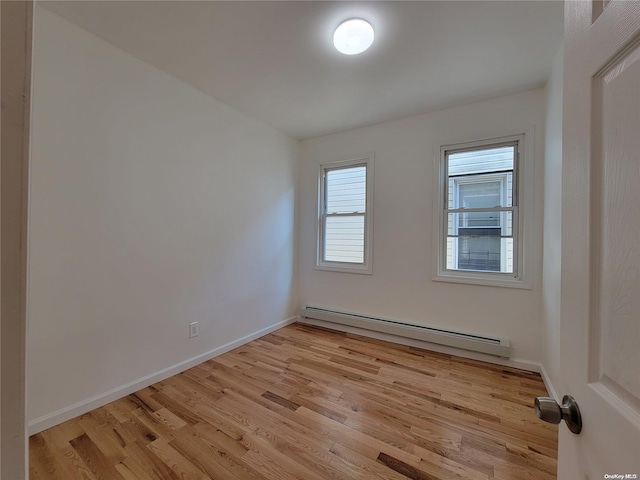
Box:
<box><xmin>299</xmin><ymin>306</ymin><xmax>511</xmax><ymax>358</ymax></box>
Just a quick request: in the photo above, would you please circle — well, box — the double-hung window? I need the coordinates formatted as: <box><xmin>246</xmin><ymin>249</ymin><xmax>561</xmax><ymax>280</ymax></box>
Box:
<box><xmin>317</xmin><ymin>155</ymin><xmax>373</xmax><ymax>273</ymax></box>
<box><xmin>436</xmin><ymin>135</ymin><xmax>530</xmax><ymax>287</ymax></box>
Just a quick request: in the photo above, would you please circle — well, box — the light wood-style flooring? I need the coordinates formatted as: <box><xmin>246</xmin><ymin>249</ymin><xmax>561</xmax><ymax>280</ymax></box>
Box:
<box><xmin>30</xmin><ymin>323</ymin><xmax>558</xmax><ymax>479</ymax></box>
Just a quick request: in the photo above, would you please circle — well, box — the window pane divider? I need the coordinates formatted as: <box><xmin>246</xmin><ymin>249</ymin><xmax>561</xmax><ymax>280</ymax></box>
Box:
<box><xmin>445</xmin><ymin>206</ymin><xmax>516</xmax><ymax>214</ymax></box>
<box><xmin>447</xmin><ymin>234</ymin><xmax>515</xmax><ymax>239</ymax></box>
<box><xmin>324</xmin><ymin>212</ymin><xmax>365</xmax><ymax>217</ymax></box>
<box><xmin>449</xmin><ymin>169</ymin><xmax>515</xmax><ymax>178</ymax></box>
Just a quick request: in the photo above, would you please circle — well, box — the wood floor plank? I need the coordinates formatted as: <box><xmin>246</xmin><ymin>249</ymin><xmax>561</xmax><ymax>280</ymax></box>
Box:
<box><xmin>69</xmin><ymin>434</ymin><xmax>126</xmax><ymax>480</ymax></box>
<box><xmin>214</xmin><ymin>389</ymin><xmax>336</xmax><ymax>451</ymax></box>
<box><xmin>146</xmin><ymin>437</ymin><xmax>210</xmax><ymax>480</ymax></box>
<box><xmin>30</xmin><ymin>323</ymin><xmax>558</xmax><ymax>479</ymax></box>
<box><xmin>239</xmin><ymin>431</ymin><xmax>329</xmax><ymax>480</ymax></box>
<box><xmin>122</xmin><ymin>441</ymin><xmax>180</xmax><ymax>480</ymax></box>
<box><xmin>114</xmin><ymin>457</ymin><xmax>157</xmax><ymax>480</ymax></box>
<box><xmin>403</xmin><ymin>441</ymin><xmax>491</xmax><ymax>480</ymax></box>
<box><xmin>291</xmin><ymin>405</ymin><xmax>422</xmax><ymax>466</ymax></box>
<box><xmin>167</xmin><ymin>429</ymin><xmax>244</xmax><ymax>480</ymax></box>
<box><xmin>192</xmin><ymin>422</ymin><xmax>250</xmax><ymax>461</ymax></box>
<box><xmin>118</xmin><ymin>413</ymin><xmax>161</xmax><ymax>446</ymax></box>
<box><xmin>76</xmin><ymin>413</ymin><xmax>128</xmax><ymax>463</ymax></box>
<box><xmin>38</xmin><ymin>428</ymin><xmax>100</xmax><ymax>480</ymax></box>
<box><xmin>30</xmin><ymin>434</ymin><xmax>97</xmax><ymax>480</ymax></box>
<box><xmin>329</xmin><ymin>442</ymin><xmax>410</xmax><ymax>480</ymax></box>
<box><xmin>377</xmin><ymin>451</ymin><xmax>439</xmax><ymax>480</ymax></box>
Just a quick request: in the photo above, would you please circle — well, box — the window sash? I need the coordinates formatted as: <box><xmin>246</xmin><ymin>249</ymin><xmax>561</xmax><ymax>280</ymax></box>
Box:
<box><xmin>321</xmin><ymin>212</ymin><xmax>366</xmax><ymax>264</ymax></box>
<box><xmin>443</xmin><ymin>141</ymin><xmax>519</xmax><ymax>276</ymax></box>
<box><xmin>324</xmin><ymin>164</ymin><xmax>367</xmax><ymax>214</ymax></box>
<box><xmin>444</xmin><ymin>142</ymin><xmax>519</xmax><ymax>209</ymax></box>
<box><xmin>444</xmin><ymin>207</ymin><xmax>519</xmax><ymax>274</ymax></box>
<box><xmin>317</xmin><ymin>158</ymin><xmax>372</xmax><ymax>272</ymax></box>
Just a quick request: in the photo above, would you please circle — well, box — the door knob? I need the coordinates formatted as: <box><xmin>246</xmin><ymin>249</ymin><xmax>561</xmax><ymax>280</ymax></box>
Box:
<box><xmin>534</xmin><ymin>395</ymin><xmax>582</xmax><ymax>434</ymax></box>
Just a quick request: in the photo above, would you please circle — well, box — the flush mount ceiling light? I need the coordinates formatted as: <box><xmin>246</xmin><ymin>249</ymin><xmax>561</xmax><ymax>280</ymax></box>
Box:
<box><xmin>333</xmin><ymin>18</ymin><xmax>375</xmax><ymax>55</ymax></box>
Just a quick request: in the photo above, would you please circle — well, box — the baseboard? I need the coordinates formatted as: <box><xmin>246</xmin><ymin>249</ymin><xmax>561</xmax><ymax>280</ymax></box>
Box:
<box><xmin>298</xmin><ymin>317</ymin><xmax>541</xmax><ymax>373</ymax></box>
<box><xmin>28</xmin><ymin>316</ymin><xmax>297</xmax><ymax>435</ymax></box>
<box><xmin>539</xmin><ymin>362</ymin><xmax>560</xmax><ymax>402</ymax></box>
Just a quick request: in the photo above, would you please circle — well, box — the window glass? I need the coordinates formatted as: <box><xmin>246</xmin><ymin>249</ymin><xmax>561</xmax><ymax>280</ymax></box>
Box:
<box><xmin>448</xmin><ymin>146</ymin><xmax>514</xmax><ymax>175</ymax></box>
<box><xmin>326</xmin><ymin>166</ymin><xmax>366</xmax><ymax>214</ymax></box>
<box><xmin>324</xmin><ymin>216</ymin><xmax>365</xmax><ymax>263</ymax></box>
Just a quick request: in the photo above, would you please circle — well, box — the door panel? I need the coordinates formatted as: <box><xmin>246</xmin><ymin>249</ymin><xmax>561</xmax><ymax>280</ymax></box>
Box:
<box><xmin>561</xmin><ymin>0</ymin><xmax>640</xmax><ymax>478</ymax></box>
<box><xmin>595</xmin><ymin>38</ymin><xmax>640</xmax><ymax>413</ymax></box>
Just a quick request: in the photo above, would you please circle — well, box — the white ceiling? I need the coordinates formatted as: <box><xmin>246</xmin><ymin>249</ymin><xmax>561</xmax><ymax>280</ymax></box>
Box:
<box><xmin>42</xmin><ymin>1</ymin><xmax>564</xmax><ymax>139</ymax></box>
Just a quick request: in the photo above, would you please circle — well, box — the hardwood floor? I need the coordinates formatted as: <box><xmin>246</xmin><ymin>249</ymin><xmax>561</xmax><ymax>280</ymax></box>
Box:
<box><xmin>30</xmin><ymin>323</ymin><xmax>558</xmax><ymax>479</ymax></box>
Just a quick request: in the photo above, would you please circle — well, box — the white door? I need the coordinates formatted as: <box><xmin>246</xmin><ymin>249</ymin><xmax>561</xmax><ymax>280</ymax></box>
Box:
<box><xmin>560</xmin><ymin>0</ymin><xmax>640</xmax><ymax>478</ymax></box>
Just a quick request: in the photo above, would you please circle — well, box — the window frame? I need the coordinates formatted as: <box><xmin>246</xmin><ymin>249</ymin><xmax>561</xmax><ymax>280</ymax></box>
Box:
<box><xmin>316</xmin><ymin>154</ymin><xmax>374</xmax><ymax>274</ymax></box>
<box><xmin>434</xmin><ymin>133</ymin><xmax>533</xmax><ymax>289</ymax></box>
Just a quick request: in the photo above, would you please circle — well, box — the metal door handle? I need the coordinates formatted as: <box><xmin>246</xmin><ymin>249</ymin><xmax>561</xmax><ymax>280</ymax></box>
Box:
<box><xmin>534</xmin><ymin>395</ymin><xmax>582</xmax><ymax>434</ymax></box>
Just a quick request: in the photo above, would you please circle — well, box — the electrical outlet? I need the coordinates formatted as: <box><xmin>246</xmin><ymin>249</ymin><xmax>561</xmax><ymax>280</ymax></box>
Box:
<box><xmin>189</xmin><ymin>322</ymin><xmax>199</xmax><ymax>338</ymax></box>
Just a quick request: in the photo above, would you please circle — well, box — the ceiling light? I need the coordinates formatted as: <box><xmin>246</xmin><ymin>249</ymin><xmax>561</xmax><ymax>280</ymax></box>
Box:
<box><xmin>333</xmin><ymin>18</ymin><xmax>374</xmax><ymax>55</ymax></box>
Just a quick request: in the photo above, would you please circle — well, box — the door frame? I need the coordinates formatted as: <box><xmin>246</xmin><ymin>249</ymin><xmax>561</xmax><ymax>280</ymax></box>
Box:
<box><xmin>1</xmin><ymin>0</ymin><xmax>33</xmax><ymax>477</ymax></box>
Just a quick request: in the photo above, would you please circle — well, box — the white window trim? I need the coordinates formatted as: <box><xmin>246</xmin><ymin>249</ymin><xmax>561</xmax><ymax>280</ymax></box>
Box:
<box><xmin>316</xmin><ymin>154</ymin><xmax>374</xmax><ymax>274</ymax></box>
<box><xmin>433</xmin><ymin>132</ymin><xmax>534</xmax><ymax>289</ymax></box>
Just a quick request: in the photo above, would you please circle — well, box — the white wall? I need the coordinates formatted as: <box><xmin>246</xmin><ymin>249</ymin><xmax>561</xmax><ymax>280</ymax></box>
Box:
<box><xmin>541</xmin><ymin>45</ymin><xmax>564</xmax><ymax>398</ymax></box>
<box><xmin>27</xmin><ymin>6</ymin><xmax>298</xmax><ymax>429</ymax></box>
<box><xmin>298</xmin><ymin>90</ymin><xmax>545</xmax><ymax>364</ymax></box>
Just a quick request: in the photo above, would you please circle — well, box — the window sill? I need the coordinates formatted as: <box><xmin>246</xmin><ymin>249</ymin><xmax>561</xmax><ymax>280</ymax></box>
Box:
<box><xmin>433</xmin><ymin>271</ymin><xmax>531</xmax><ymax>289</ymax></box>
<box><xmin>315</xmin><ymin>263</ymin><xmax>372</xmax><ymax>275</ymax></box>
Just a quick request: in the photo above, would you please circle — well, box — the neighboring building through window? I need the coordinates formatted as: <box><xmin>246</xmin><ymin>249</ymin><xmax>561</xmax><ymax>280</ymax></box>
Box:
<box><xmin>436</xmin><ymin>135</ymin><xmax>530</xmax><ymax>288</ymax></box>
<box><xmin>317</xmin><ymin>155</ymin><xmax>373</xmax><ymax>274</ymax></box>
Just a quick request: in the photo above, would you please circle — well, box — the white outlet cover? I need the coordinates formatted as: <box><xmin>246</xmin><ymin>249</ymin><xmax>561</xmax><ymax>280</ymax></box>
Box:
<box><xmin>189</xmin><ymin>322</ymin><xmax>199</xmax><ymax>338</ymax></box>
